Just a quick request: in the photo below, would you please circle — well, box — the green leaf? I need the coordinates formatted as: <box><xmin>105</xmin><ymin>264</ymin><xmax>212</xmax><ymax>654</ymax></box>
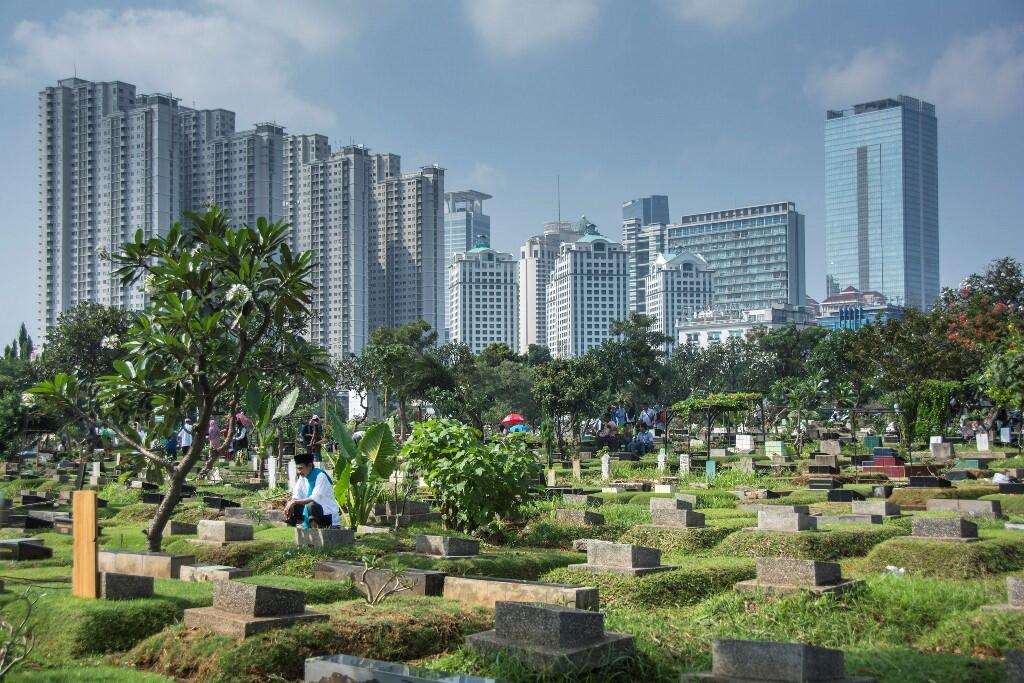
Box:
<box><xmin>359</xmin><ymin>422</ymin><xmax>397</xmax><ymax>480</ymax></box>
<box><xmin>272</xmin><ymin>387</ymin><xmax>300</xmax><ymax>421</ymax></box>
<box><xmin>245</xmin><ymin>382</ymin><xmax>261</xmax><ymax>419</ymax></box>
<box><xmin>333</xmin><ymin>460</ymin><xmax>353</xmax><ymax>506</ymax></box>
<box><xmin>328</xmin><ymin>407</ymin><xmax>358</xmax><ymax>460</ymax></box>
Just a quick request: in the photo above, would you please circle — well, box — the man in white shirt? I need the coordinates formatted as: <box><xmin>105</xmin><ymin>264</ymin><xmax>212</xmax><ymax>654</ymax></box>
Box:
<box><xmin>284</xmin><ymin>453</ymin><xmax>341</xmax><ymax>528</ymax></box>
<box><xmin>178</xmin><ymin>419</ymin><xmax>194</xmax><ymax>457</ymax></box>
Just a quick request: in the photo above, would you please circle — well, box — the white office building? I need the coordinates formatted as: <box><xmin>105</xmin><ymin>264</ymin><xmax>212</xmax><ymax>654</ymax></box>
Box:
<box><xmin>449</xmin><ymin>245</ymin><xmax>518</xmax><ymax>353</ymax></box>
<box><xmin>443</xmin><ymin>190</ymin><xmax>491</xmax><ymax>340</ymax></box>
<box><xmin>645</xmin><ymin>252</ymin><xmax>714</xmax><ymax>350</ymax></box>
<box><xmin>676</xmin><ymin>304</ymin><xmax>815</xmax><ymax>349</ymax></box>
<box><xmin>545</xmin><ymin>223</ymin><xmax>628</xmax><ymax>359</ymax></box>
<box><xmin>517</xmin><ymin>218</ymin><xmax>584</xmax><ymax>352</ymax></box>
<box><xmin>622</xmin><ymin>219</ymin><xmax>669</xmax><ymax>314</ymax></box>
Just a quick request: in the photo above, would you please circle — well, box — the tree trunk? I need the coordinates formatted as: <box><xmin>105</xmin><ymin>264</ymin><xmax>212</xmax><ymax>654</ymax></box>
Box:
<box><xmin>145</xmin><ymin>403</ymin><xmax>211</xmax><ymax>551</ymax></box>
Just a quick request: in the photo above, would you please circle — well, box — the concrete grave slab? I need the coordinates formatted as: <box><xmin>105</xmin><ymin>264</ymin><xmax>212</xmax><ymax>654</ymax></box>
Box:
<box><xmin>735</xmin><ymin>558</ymin><xmax>862</xmax><ymax>596</ymax></box>
<box><xmin>416</xmin><ymin>534</ymin><xmax>480</xmax><ymax>558</ymax></box>
<box><xmin>443</xmin><ymin>575</ymin><xmax>599</xmax><ymax>610</ymax></box>
<box><xmin>295</xmin><ymin>527</ymin><xmax>355</xmax><ymax>547</ymax></box>
<box><xmin>100</xmin><ymin>572</ymin><xmax>154</xmax><ymax>600</ymax></box>
<box><xmin>314</xmin><ymin>560</ymin><xmax>445</xmax><ymax>597</ymax></box>
<box><xmin>180</xmin><ymin>564</ymin><xmax>252</xmax><ymax>582</ymax></box>
<box><xmin>687</xmin><ymin>639</ymin><xmax>874</xmax><ymax>682</ymax></box>
<box><xmin>554</xmin><ymin>509</ymin><xmax>605</xmax><ymax>526</ymax></box>
<box><xmin>304</xmin><ymin>654</ymin><xmax>499</xmax><ymax>683</ymax></box>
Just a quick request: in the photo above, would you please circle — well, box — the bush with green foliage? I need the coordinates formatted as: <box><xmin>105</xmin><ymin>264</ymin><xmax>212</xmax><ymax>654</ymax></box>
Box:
<box><xmin>402</xmin><ymin>418</ymin><xmax>540</xmax><ymax>532</ymax></box>
<box><xmin>326</xmin><ymin>417</ymin><xmax>397</xmax><ymax>528</ymax></box>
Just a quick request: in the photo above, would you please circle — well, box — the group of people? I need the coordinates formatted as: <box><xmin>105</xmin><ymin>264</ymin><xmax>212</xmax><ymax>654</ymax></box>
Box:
<box><xmin>592</xmin><ymin>404</ymin><xmax>663</xmax><ymax>454</ymax></box>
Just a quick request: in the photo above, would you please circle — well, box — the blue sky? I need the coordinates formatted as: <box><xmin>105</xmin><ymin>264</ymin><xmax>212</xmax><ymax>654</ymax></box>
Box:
<box><xmin>1</xmin><ymin>0</ymin><xmax>1022</xmax><ymax>340</ymax></box>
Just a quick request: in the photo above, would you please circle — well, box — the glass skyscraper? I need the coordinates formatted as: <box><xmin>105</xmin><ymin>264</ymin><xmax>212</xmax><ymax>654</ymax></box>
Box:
<box><xmin>622</xmin><ymin>195</ymin><xmax>670</xmax><ymax>226</ymax></box>
<box><xmin>443</xmin><ymin>190</ymin><xmax>491</xmax><ymax>339</ymax></box>
<box><xmin>824</xmin><ymin>95</ymin><xmax>939</xmax><ymax>310</ymax></box>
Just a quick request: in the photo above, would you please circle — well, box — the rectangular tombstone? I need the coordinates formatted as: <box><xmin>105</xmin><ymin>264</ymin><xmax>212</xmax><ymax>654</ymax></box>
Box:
<box><xmin>653</xmin><ymin>484</ymin><xmax>675</xmax><ymax>494</ymax></box>
<box><xmin>650</xmin><ymin>509</ymin><xmax>705</xmax><ymax>528</ymax></box>
<box><xmin>562</xmin><ymin>494</ymin><xmax>602</xmax><ymax>507</ymax></box>
<box><xmin>813</xmin><ymin>454</ymin><xmax>839</xmax><ymax>469</ymax></box>
<box><xmin>757</xmin><ymin>511</ymin><xmax>817</xmax><ymax>532</ymax></box>
<box><xmin>415</xmin><ymin>534</ymin><xmax>480</xmax><ymax>558</ymax></box>
<box><xmin>851</xmin><ymin>501</ymin><xmax>900</xmax><ymax>517</ymax></box>
<box><xmin>756</xmin><ymin>558</ymin><xmax>841</xmax><ymax>586</ymax></box>
<box><xmin>1008</xmin><ymin>577</ymin><xmax>1023</xmax><ymax>608</ymax></box>
<box><xmin>736</xmin><ymin>458</ymin><xmax>755</xmax><ymax>474</ymax></box>
<box><xmin>710</xmin><ymin>448</ymin><xmax>728</xmax><ymax>458</ymax></box>
<box><xmin>180</xmin><ymin>564</ymin><xmax>252</xmax><ymax>582</ymax></box>
<box><xmin>736</xmin><ymin>434</ymin><xmax>755</xmax><ymax>451</ymax></box>
<box><xmin>313</xmin><ymin>560</ymin><xmax>445</xmax><ymax>597</ymax></box>
<box><xmin>443</xmin><ymin>575</ymin><xmax>599</xmax><ymax>611</ymax></box>
<box><xmin>494</xmin><ymin>601</ymin><xmax>602</xmax><ymax>648</ymax></box>
<box><xmin>224</xmin><ymin>507</ymin><xmax>288</xmax><ymax>526</ymax></box>
<box><xmin>304</xmin><ymin>655</ymin><xmax>499</xmax><ymax>683</ymax></box>
<box><xmin>554</xmin><ymin>509</ymin><xmax>604</xmax><ymax>526</ymax></box>
<box><xmin>818</xmin><ymin>440</ymin><xmax>842</xmax><ymax>456</ymax></box>
<box><xmin>295</xmin><ymin>528</ymin><xmax>355</xmax><ymax>547</ymax></box>
<box><xmin>213</xmin><ymin>580</ymin><xmax>305</xmax><ymax>617</ymax></box>
<box><xmin>703</xmin><ymin>639</ymin><xmax>862</xmax><ymax>683</ymax></box>
<box><xmin>677</xmin><ymin>494</ymin><xmax>699</xmax><ymax>508</ymax></box>
<box><xmin>925</xmin><ymin>499</ymin><xmax>1002</xmax><ymax>519</ymax></box>
<box><xmin>587</xmin><ymin>540</ymin><xmax>660</xmax><ymax>568</ymax></box>
<box><xmin>197</xmin><ymin>520</ymin><xmax>254</xmax><ymax>543</ymax></box>
<box><xmin>100</xmin><ymin>572</ymin><xmax>154</xmax><ymax>600</ymax></box>
<box><xmin>168</xmin><ymin>520</ymin><xmax>197</xmax><ymax>535</ymax></box>
<box><xmin>97</xmin><ymin>550</ymin><xmax>195</xmax><ymax>579</ymax></box>
<box><xmin>976</xmin><ymin>432</ymin><xmax>990</xmax><ymax>451</ymax></box>
<box><xmin>650</xmin><ymin>497</ymin><xmax>692</xmax><ymax>511</ymax></box>
<box><xmin>930</xmin><ymin>443</ymin><xmax>954</xmax><ymax>461</ymax></box>
<box><xmin>765</xmin><ymin>441</ymin><xmax>784</xmax><ymax>457</ymax></box>
<box><xmin>911</xmin><ymin>517</ymin><xmax>978</xmax><ymax>540</ymax></box>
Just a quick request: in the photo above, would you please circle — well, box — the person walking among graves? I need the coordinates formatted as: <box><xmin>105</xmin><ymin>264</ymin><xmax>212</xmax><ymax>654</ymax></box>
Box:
<box><xmin>284</xmin><ymin>452</ymin><xmax>340</xmax><ymax>528</ymax></box>
<box><xmin>178</xmin><ymin>418</ymin><xmax>194</xmax><ymax>457</ymax></box>
<box><xmin>208</xmin><ymin>419</ymin><xmax>221</xmax><ymax>455</ymax></box>
<box><xmin>640</xmin><ymin>405</ymin><xmax>657</xmax><ymax>431</ymax></box>
<box><xmin>299</xmin><ymin>415</ymin><xmax>325</xmax><ymax>466</ymax></box>
<box><xmin>612</xmin><ymin>403</ymin><xmax>627</xmax><ymax>428</ymax></box>
<box><xmin>229</xmin><ymin>408</ymin><xmax>251</xmax><ymax>463</ymax></box>
<box><xmin>164</xmin><ymin>431</ymin><xmax>178</xmax><ymax>461</ymax></box>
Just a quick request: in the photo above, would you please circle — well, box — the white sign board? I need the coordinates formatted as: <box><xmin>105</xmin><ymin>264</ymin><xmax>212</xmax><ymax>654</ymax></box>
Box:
<box><xmin>929</xmin><ymin>436</ymin><xmax>943</xmax><ymax>445</ymax></box>
<box><xmin>1000</xmin><ymin>427</ymin><xmax>1011</xmax><ymax>444</ymax></box>
<box><xmin>976</xmin><ymin>432</ymin><xmax>990</xmax><ymax>452</ymax></box>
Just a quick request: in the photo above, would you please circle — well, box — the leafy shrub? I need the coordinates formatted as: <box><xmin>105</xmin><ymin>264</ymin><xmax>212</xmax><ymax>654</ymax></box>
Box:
<box><xmin>863</xmin><ymin>536</ymin><xmax>1024</xmax><ymax>578</ymax></box>
<box><xmin>541</xmin><ymin>560</ymin><xmax>754</xmax><ymax>609</ymax></box>
<box><xmin>403</xmin><ymin>419</ymin><xmax>540</xmax><ymax>533</ymax></box>
<box><xmin>712</xmin><ymin>527</ymin><xmax>904</xmax><ymax>561</ymax></box>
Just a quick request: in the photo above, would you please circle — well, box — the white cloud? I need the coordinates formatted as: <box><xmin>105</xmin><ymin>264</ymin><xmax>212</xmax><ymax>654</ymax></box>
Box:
<box><xmin>661</xmin><ymin>0</ymin><xmax>797</xmax><ymax>30</ymax></box>
<box><xmin>804</xmin><ymin>45</ymin><xmax>906</xmax><ymax>107</ymax></box>
<box><xmin>0</xmin><ymin>2</ymin><xmax>354</xmax><ymax>131</ymax></box>
<box><xmin>462</xmin><ymin>0</ymin><xmax>600</xmax><ymax>58</ymax></box>
<box><xmin>920</xmin><ymin>24</ymin><xmax>1024</xmax><ymax>118</ymax></box>
<box><xmin>453</xmin><ymin>162</ymin><xmax>505</xmax><ymax>191</ymax></box>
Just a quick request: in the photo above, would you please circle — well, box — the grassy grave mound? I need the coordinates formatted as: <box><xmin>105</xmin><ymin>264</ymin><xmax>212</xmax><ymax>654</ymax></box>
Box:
<box><xmin>398</xmin><ymin>548</ymin><xmax>580</xmax><ymax>580</ymax></box>
<box><xmin>618</xmin><ymin>525</ymin><xmax>737</xmax><ymax>553</ymax></box>
<box><xmin>981</xmin><ymin>493</ymin><xmax>1024</xmax><ymax>516</ymax></box>
<box><xmin>712</xmin><ymin>526</ymin><xmax>904</xmax><ymax>561</ymax></box>
<box><xmin>863</xmin><ymin>535</ymin><xmax>1024</xmax><ymax>578</ymax></box>
<box><xmin>517</xmin><ymin>520</ymin><xmax>626</xmax><ymax>549</ymax></box>
<box><xmin>126</xmin><ymin>596</ymin><xmax>492</xmax><ymax>683</ymax></box>
<box><xmin>888</xmin><ymin>485</ymin><xmax>998</xmax><ymax>507</ymax></box>
<box><xmin>917</xmin><ymin>608</ymin><xmax>1024</xmax><ymax>657</ymax></box>
<box><xmin>108</xmin><ymin>503</ymin><xmax>159</xmax><ymax>524</ymax></box>
<box><xmin>10</xmin><ymin>665</ymin><xmax>173</xmax><ymax>682</ymax></box>
<box><xmin>163</xmin><ymin>538</ymin><xmax>283</xmax><ymax>569</ymax></box>
<box><xmin>429</xmin><ymin>645</ymin><xmax>672</xmax><ymax>683</ymax></box>
<box><xmin>843</xmin><ymin>647</ymin><xmax>1005</xmax><ymax>683</ymax></box>
<box><xmin>237</xmin><ymin>574</ymin><xmax>362</xmax><ymax>604</ymax></box>
<box><xmin>541</xmin><ymin>558</ymin><xmax>754</xmax><ymax>609</ymax></box>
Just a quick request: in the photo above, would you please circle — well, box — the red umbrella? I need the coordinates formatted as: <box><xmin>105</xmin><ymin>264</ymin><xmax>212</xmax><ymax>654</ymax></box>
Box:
<box><xmin>501</xmin><ymin>413</ymin><xmax>525</xmax><ymax>426</ymax></box>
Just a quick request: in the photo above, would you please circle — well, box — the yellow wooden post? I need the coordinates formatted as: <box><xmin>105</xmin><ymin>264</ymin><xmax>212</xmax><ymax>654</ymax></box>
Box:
<box><xmin>72</xmin><ymin>490</ymin><xmax>98</xmax><ymax>599</ymax></box>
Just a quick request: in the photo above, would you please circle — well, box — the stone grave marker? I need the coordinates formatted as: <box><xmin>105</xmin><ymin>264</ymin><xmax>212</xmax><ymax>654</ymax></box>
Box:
<box><xmin>315</xmin><ymin>560</ymin><xmax>445</xmax><ymax>597</ymax></box>
<box><xmin>710</xmin><ymin>448</ymin><xmax>728</xmax><ymax>458</ymax></box>
<box><xmin>74</xmin><ymin>461</ymin><xmax>86</xmax><ymax>490</ymax></box>
<box><xmin>650</xmin><ymin>507</ymin><xmax>705</xmax><ymax>528</ymax></box>
<box><xmin>98</xmin><ymin>550</ymin><xmax>195</xmax><ymax>578</ymax></box>
<box><xmin>679</xmin><ymin>453</ymin><xmax>691</xmax><ymax>476</ymax></box>
<box><xmin>753</xmin><ymin>508</ymin><xmax>817</xmax><ymax>532</ymax></box>
<box><xmin>464</xmin><ymin>601</ymin><xmax>633</xmax><ymax>674</ymax></box>
<box><xmin>571</xmin><ymin>459</ymin><xmax>581</xmax><ymax>479</ymax></box>
<box><xmin>925</xmin><ymin>498</ymin><xmax>1001</xmax><ymax>519</ymax></box>
<box><xmin>295</xmin><ymin>527</ymin><xmax>355</xmax><ymax>547</ymax></box>
<box><xmin>735</xmin><ymin>433</ymin><xmax>755</xmax><ymax>452</ymax></box>
<box><xmin>562</xmin><ymin>493</ymin><xmax>601</xmax><ymax>507</ymax></box>
<box><xmin>976</xmin><ymin>432</ymin><xmax>990</xmax><ymax>451</ymax></box>
<box><xmin>688</xmin><ymin>639</ymin><xmax>874</xmax><ymax>682</ymax></box>
<box><xmin>930</xmin><ymin>435</ymin><xmax>943</xmax><ymax>445</ymax></box>
<box><xmin>304</xmin><ymin>654</ymin><xmax>499</xmax><ymax>683</ymax></box>
<box><xmin>72</xmin><ymin>490</ymin><xmax>98</xmax><ymax>599</ymax></box>
<box><xmin>980</xmin><ymin>577</ymin><xmax>1023</xmax><ymax>613</ymax></box>
<box><xmin>180</xmin><ymin>564</ymin><xmax>252</xmax><ymax>582</ymax></box>
<box><xmin>287</xmin><ymin>459</ymin><xmax>297</xmax><ymax>490</ymax></box>
<box><xmin>555</xmin><ymin>509</ymin><xmax>604</xmax><ymax>526</ymax></box>
<box><xmin>184</xmin><ymin>580</ymin><xmax>327</xmax><ymax>638</ymax></box>
<box><xmin>569</xmin><ymin>540</ymin><xmax>674</xmax><ymax>576</ymax></box>
<box><xmin>650</xmin><ymin>496</ymin><xmax>691</xmax><ymax>511</ymax></box>
<box><xmin>909</xmin><ymin>517</ymin><xmax>979</xmax><ymax>542</ymax></box>
<box><xmin>1000</xmin><ymin>426</ymin><xmax>1012</xmax><ymax>444</ymax></box>
<box><xmin>851</xmin><ymin>501</ymin><xmax>900</xmax><ymax>517</ymax></box>
<box><xmin>736</xmin><ymin>457</ymin><xmax>754</xmax><ymax>474</ymax></box>
<box><xmin>100</xmin><ymin>572</ymin><xmax>154</xmax><ymax>600</ymax></box>
<box><xmin>444</xmin><ymin>575</ymin><xmax>599</xmax><ymax>611</ymax></box>
<box><xmin>1006</xmin><ymin>649</ymin><xmax>1023</xmax><ymax>683</ymax></box>
<box><xmin>546</xmin><ymin>469</ymin><xmax>557</xmax><ymax>487</ymax></box>
<box><xmin>415</xmin><ymin>534</ymin><xmax>480</xmax><ymax>558</ymax></box>
<box><xmin>706</xmin><ymin>459</ymin><xmax>717</xmax><ymax>481</ymax></box>
<box><xmin>819</xmin><ymin>440</ymin><xmax>842</xmax><ymax>456</ymax></box>
<box><xmin>765</xmin><ymin>441</ymin><xmax>784</xmax><ymax>457</ymax></box>
<box><xmin>267</xmin><ymin>456</ymin><xmax>278</xmax><ymax>489</ymax></box>
<box><xmin>930</xmin><ymin>442</ymin><xmax>954</xmax><ymax>461</ymax></box>
<box><xmin>600</xmin><ymin>453</ymin><xmax>610</xmax><ymax>481</ymax></box>
<box><xmin>735</xmin><ymin>558</ymin><xmax>861</xmax><ymax>596</ymax></box>
<box><xmin>657</xmin><ymin>449</ymin><xmax>666</xmax><ymax>472</ymax></box>
<box><xmin>193</xmin><ymin>520</ymin><xmax>254</xmax><ymax>545</ymax></box>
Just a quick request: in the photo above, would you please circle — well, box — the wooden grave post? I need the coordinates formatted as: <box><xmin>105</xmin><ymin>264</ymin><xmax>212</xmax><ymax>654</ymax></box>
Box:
<box><xmin>72</xmin><ymin>490</ymin><xmax>98</xmax><ymax>598</ymax></box>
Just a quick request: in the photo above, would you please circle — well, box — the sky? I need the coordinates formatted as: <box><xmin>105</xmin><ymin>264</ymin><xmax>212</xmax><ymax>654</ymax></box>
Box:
<box><xmin>0</xmin><ymin>0</ymin><xmax>1022</xmax><ymax>340</ymax></box>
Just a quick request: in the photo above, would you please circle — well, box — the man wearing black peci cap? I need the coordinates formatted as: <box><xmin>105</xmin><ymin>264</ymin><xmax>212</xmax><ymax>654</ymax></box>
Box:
<box><xmin>284</xmin><ymin>452</ymin><xmax>341</xmax><ymax>528</ymax></box>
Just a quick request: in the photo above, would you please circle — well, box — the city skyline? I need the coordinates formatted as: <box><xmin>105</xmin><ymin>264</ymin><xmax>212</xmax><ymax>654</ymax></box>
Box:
<box><xmin>1</xmin><ymin>1</ymin><xmax>1023</xmax><ymax>337</ymax></box>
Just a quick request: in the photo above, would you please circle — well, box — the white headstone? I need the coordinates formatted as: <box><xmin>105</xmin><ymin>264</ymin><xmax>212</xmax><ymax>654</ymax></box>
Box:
<box><xmin>91</xmin><ymin>461</ymin><xmax>101</xmax><ymax>477</ymax></box>
<box><xmin>679</xmin><ymin>453</ymin><xmax>691</xmax><ymax>476</ymax></box>
<box><xmin>287</xmin><ymin>459</ymin><xmax>297</xmax><ymax>490</ymax></box>
<box><xmin>267</xmin><ymin>456</ymin><xmax>278</xmax><ymax>490</ymax></box>
<box><xmin>657</xmin><ymin>449</ymin><xmax>666</xmax><ymax>472</ymax></box>
<box><xmin>765</xmin><ymin>441</ymin><xmax>784</xmax><ymax>457</ymax></box>
<box><xmin>600</xmin><ymin>453</ymin><xmax>610</xmax><ymax>481</ymax></box>
<box><xmin>210</xmin><ymin>466</ymin><xmax>222</xmax><ymax>482</ymax></box>
<box><xmin>250</xmin><ymin>453</ymin><xmax>259</xmax><ymax>472</ymax></box>
<box><xmin>976</xmin><ymin>432</ymin><xmax>990</xmax><ymax>452</ymax></box>
<box><xmin>736</xmin><ymin>434</ymin><xmax>755</xmax><ymax>451</ymax></box>
<box><xmin>929</xmin><ymin>436</ymin><xmax>943</xmax><ymax>445</ymax></box>
<box><xmin>1000</xmin><ymin>427</ymin><xmax>1011</xmax><ymax>444</ymax></box>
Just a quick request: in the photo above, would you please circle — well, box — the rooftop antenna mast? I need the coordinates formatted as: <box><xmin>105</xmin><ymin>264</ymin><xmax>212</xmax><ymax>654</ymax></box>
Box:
<box><xmin>557</xmin><ymin>175</ymin><xmax>561</xmax><ymax>226</ymax></box>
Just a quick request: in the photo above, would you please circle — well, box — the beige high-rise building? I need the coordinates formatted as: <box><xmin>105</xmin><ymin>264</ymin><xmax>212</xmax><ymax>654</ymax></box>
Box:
<box><xmin>517</xmin><ymin>218</ymin><xmax>584</xmax><ymax>352</ymax></box>
<box><xmin>449</xmin><ymin>245</ymin><xmax>518</xmax><ymax>353</ymax></box>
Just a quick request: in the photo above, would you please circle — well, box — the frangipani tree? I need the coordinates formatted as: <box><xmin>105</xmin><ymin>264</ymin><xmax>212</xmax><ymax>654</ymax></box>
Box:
<box><xmin>29</xmin><ymin>207</ymin><xmax>326</xmax><ymax>550</ymax></box>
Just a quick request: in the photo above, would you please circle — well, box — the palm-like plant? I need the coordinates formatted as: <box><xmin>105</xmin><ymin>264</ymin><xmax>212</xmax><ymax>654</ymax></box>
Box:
<box><xmin>326</xmin><ymin>412</ymin><xmax>397</xmax><ymax>529</ymax></box>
